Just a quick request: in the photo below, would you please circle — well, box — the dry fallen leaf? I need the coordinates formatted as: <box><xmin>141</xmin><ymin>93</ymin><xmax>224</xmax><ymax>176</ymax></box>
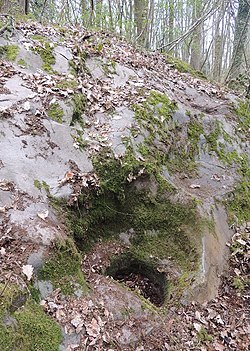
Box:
<box><xmin>85</xmin><ymin>317</ymin><xmax>100</xmax><ymax>338</ymax></box>
<box><xmin>22</xmin><ymin>264</ymin><xmax>34</xmax><ymax>281</ymax></box>
<box><xmin>213</xmin><ymin>341</ymin><xmax>225</xmax><ymax>351</ymax></box>
<box><xmin>190</xmin><ymin>184</ymin><xmax>201</xmax><ymax>189</ymax></box>
<box><xmin>0</xmin><ymin>247</ymin><xmax>6</xmax><ymax>255</ymax></box>
<box><xmin>23</xmin><ymin>101</ymin><xmax>31</xmax><ymax>111</ymax></box>
<box><xmin>193</xmin><ymin>322</ymin><xmax>202</xmax><ymax>332</ymax></box>
<box><xmin>37</xmin><ymin>209</ymin><xmax>49</xmax><ymax>221</ymax></box>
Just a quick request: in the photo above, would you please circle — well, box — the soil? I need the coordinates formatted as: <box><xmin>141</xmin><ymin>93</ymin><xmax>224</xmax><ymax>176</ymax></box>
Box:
<box><xmin>114</xmin><ymin>271</ymin><xmax>165</xmax><ymax>307</ymax></box>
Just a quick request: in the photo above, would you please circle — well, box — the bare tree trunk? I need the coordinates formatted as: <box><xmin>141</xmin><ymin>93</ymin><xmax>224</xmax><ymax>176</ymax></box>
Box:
<box><xmin>108</xmin><ymin>0</ymin><xmax>114</xmax><ymax>30</ymax></box>
<box><xmin>168</xmin><ymin>0</ymin><xmax>174</xmax><ymax>43</ymax></box>
<box><xmin>0</xmin><ymin>0</ymin><xmax>28</xmax><ymax>15</ymax></box>
<box><xmin>134</xmin><ymin>0</ymin><xmax>148</xmax><ymax>46</ymax></box>
<box><xmin>190</xmin><ymin>0</ymin><xmax>203</xmax><ymax>70</ymax></box>
<box><xmin>226</xmin><ymin>0</ymin><xmax>250</xmax><ymax>81</ymax></box>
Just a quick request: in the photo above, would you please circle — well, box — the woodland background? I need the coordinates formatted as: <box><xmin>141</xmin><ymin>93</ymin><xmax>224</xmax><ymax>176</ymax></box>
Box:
<box><xmin>0</xmin><ymin>0</ymin><xmax>250</xmax><ymax>92</ymax></box>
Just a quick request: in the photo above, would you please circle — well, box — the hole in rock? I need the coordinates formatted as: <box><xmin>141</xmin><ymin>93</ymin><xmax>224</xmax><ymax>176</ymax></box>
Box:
<box><xmin>106</xmin><ymin>254</ymin><xmax>167</xmax><ymax>307</ymax></box>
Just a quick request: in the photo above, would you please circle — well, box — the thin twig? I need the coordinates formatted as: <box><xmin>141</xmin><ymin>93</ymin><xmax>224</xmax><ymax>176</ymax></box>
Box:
<box><xmin>0</xmin><ymin>273</ymin><xmax>13</xmax><ymax>299</ymax></box>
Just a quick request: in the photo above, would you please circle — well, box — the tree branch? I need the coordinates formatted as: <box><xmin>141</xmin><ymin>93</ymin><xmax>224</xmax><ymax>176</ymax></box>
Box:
<box><xmin>157</xmin><ymin>1</ymin><xmax>220</xmax><ymax>52</ymax></box>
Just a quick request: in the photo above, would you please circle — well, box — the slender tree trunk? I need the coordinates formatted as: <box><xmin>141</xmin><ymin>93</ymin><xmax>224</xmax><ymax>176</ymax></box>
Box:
<box><xmin>0</xmin><ymin>0</ymin><xmax>28</xmax><ymax>14</ymax></box>
<box><xmin>190</xmin><ymin>0</ymin><xmax>203</xmax><ymax>70</ymax></box>
<box><xmin>134</xmin><ymin>0</ymin><xmax>148</xmax><ymax>46</ymax></box>
<box><xmin>169</xmin><ymin>0</ymin><xmax>174</xmax><ymax>43</ymax></box>
<box><xmin>227</xmin><ymin>0</ymin><xmax>250</xmax><ymax>81</ymax></box>
<box><xmin>108</xmin><ymin>0</ymin><xmax>114</xmax><ymax>30</ymax></box>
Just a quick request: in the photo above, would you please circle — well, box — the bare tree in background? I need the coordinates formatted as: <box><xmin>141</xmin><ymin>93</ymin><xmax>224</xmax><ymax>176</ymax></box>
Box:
<box><xmin>227</xmin><ymin>0</ymin><xmax>250</xmax><ymax>82</ymax></box>
<box><xmin>0</xmin><ymin>0</ymin><xmax>29</xmax><ymax>14</ymax></box>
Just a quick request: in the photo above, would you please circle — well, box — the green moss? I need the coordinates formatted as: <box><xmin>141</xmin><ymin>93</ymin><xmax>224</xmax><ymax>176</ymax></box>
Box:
<box><xmin>17</xmin><ymin>58</ymin><xmax>27</xmax><ymax>67</ymax></box>
<box><xmin>56</xmin><ymin>79</ymin><xmax>78</xmax><ymax>90</ymax></box>
<box><xmin>32</xmin><ymin>41</ymin><xmax>56</xmax><ymax>73</ymax></box>
<box><xmin>34</xmin><ymin>179</ymin><xmax>42</xmax><ymax>190</ymax></box>
<box><xmin>0</xmin><ymin>284</ymin><xmax>62</xmax><ymax>351</ymax></box>
<box><xmin>203</xmin><ymin>120</ymin><xmax>238</xmax><ymax>165</ymax></box>
<box><xmin>133</xmin><ymin>91</ymin><xmax>202</xmax><ymax>176</ymax></box>
<box><xmin>33</xmin><ymin>179</ymin><xmax>50</xmax><ymax>193</ymax></box>
<box><xmin>167</xmin><ymin>149</ymin><xmax>198</xmax><ymax>175</ymax></box>
<box><xmin>232</xmin><ymin>276</ymin><xmax>245</xmax><ymax>292</ymax></box>
<box><xmin>13</xmin><ymin>301</ymin><xmax>62</xmax><ymax>351</ymax></box>
<box><xmin>28</xmin><ymin>284</ymin><xmax>40</xmax><ymax>303</ymax></box>
<box><xmin>71</xmin><ymin>129</ymin><xmax>88</xmax><ymax>150</ymax></box>
<box><xmin>67</xmin><ymin>184</ymin><xmax>201</xmax><ymax>306</ymax></box>
<box><xmin>0</xmin><ymin>45</ymin><xmax>19</xmax><ymax>61</ymax></box>
<box><xmin>165</xmin><ymin>54</ymin><xmax>206</xmax><ymax>79</ymax></box>
<box><xmin>234</xmin><ymin>99</ymin><xmax>250</xmax><ymax>136</ymax></box>
<box><xmin>205</xmin><ymin>121</ymin><xmax>221</xmax><ymax>154</ymax></box>
<box><xmin>67</xmin><ymin>146</ymin><xmax>201</xmax><ymax>279</ymax></box>
<box><xmin>102</xmin><ymin>60</ymin><xmax>116</xmax><ymax>75</ymax></box>
<box><xmin>47</xmin><ymin>102</ymin><xmax>64</xmax><ymax>123</ymax></box>
<box><xmin>71</xmin><ymin>93</ymin><xmax>87</xmax><ymax>126</ymax></box>
<box><xmin>31</xmin><ymin>34</ymin><xmax>47</xmax><ymax>41</ymax></box>
<box><xmin>219</xmin><ymin>100</ymin><xmax>250</xmax><ymax>223</ymax></box>
<box><xmin>134</xmin><ymin>91</ymin><xmax>177</xmax><ymax>133</ymax></box>
<box><xmin>226</xmin><ymin>155</ymin><xmax>250</xmax><ymax>223</ymax></box>
<box><xmin>187</xmin><ymin>120</ymin><xmax>204</xmax><ymax>157</ymax></box>
<box><xmin>197</xmin><ymin>326</ymin><xmax>212</xmax><ymax>343</ymax></box>
<box><xmin>38</xmin><ymin>239</ymin><xmax>88</xmax><ymax>295</ymax></box>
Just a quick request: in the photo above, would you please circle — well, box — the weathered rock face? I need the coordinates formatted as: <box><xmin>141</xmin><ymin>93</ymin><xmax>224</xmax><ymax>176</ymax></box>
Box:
<box><xmin>0</xmin><ymin>21</ymin><xmax>249</xmax><ymax>350</ymax></box>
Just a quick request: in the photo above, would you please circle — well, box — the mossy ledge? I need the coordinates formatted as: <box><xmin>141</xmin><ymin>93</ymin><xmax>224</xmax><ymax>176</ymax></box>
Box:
<box><xmin>0</xmin><ymin>284</ymin><xmax>62</xmax><ymax>351</ymax></box>
<box><xmin>165</xmin><ymin>54</ymin><xmax>207</xmax><ymax>79</ymax></box>
<box><xmin>38</xmin><ymin>238</ymin><xmax>89</xmax><ymax>295</ymax></box>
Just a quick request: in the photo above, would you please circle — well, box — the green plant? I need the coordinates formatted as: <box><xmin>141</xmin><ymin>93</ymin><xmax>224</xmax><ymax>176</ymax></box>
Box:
<box><xmin>34</xmin><ymin>179</ymin><xmax>50</xmax><ymax>193</ymax></box>
<box><xmin>47</xmin><ymin>103</ymin><xmax>64</xmax><ymax>123</ymax></box>
<box><xmin>197</xmin><ymin>326</ymin><xmax>212</xmax><ymax>343</ymax></box>
<box><xmin>71</xmin><ymin>93</ymin><xmax>87</xmax><ymax>126</ymax></box>
<box><xmin>17</xmin><ymin>58</ymin><xmax>27</xmax><ymax>67</ymax></box>
<box><xmin>232</xmin><ymin>276</ymin><xmax>245</xmax><ymax>292</ymax></box>
<box><xmin>0</xmin><ymin>45</ymin><xmax>19</xmax><ymax>61</ymax></box>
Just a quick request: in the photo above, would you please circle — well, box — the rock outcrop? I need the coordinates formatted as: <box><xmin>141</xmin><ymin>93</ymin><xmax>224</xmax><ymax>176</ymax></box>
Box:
<box><xmin>0</xmin><ymin>21</ymin><xmax>249</xmax><ymax>350</ymax></box>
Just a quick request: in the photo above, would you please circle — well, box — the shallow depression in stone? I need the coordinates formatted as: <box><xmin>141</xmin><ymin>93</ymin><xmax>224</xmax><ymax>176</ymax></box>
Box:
<box><xmin>106</xmin><ymin>255</ymin><xmax>167</xmax><ymax>307</ymax></box>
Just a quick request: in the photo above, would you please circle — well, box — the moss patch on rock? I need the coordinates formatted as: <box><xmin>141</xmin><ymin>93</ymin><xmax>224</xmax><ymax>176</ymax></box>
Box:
<box><xmin>71</xmin><ymin>93</ymin><xmax>87</xmax><ymax>127</ymax></box>
<box><xmin>47</xmin><ymin>102</ymin><xmax>64</xmax><ymax>123</ymax></box>
<box><xmin>17</xmin><ymin>58</ymin><xmax>27</xmax><ymax>67</ymax></box>
<box><xmin>234</xmin><ymin>98</ymin><xmax>250</xmax><ymax>137</ymax></box>
<box><xmin>133</xmin><ymin>91</ymin><xmax>203</xmax><ymax>175</ymax></box>
<box><xmin>32</xmin><ymin>39</ymin><xmax>56</xmax><ymax>73</ymax></box>
<box><xmin>0</xmin><ymin>45</ymin><xmax>19</xmax><ymax>61</ymax></box>
<box><xmin>0</xmin><ymin>284</ymin><xmax>62</xmax><ymax>351</ymax></box>
<box><xmin>38</xmin><ymin>239</ymin><xmax>88</xmax><ymax>295</ymax></box>
<box><xmin>56</xmin><ymin>78</ymin><xmax>78</xmax><ymax>90</ymax></box>
<box><xmin>226</xmin><ymin>155</ymin><xmax>250</xmax><ymax>223</ymax></box>
<box><xmin>165</xmin><ymin>54</ymin><xmax>207</xmax><ymax>79</ymax></box>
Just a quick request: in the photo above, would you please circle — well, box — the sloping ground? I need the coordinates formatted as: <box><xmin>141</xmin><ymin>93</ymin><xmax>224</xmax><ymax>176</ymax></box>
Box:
<box><xmin>0</xmin><ymin>20</ymin><xmax>249</xmax><ymax>350</ymax></box>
